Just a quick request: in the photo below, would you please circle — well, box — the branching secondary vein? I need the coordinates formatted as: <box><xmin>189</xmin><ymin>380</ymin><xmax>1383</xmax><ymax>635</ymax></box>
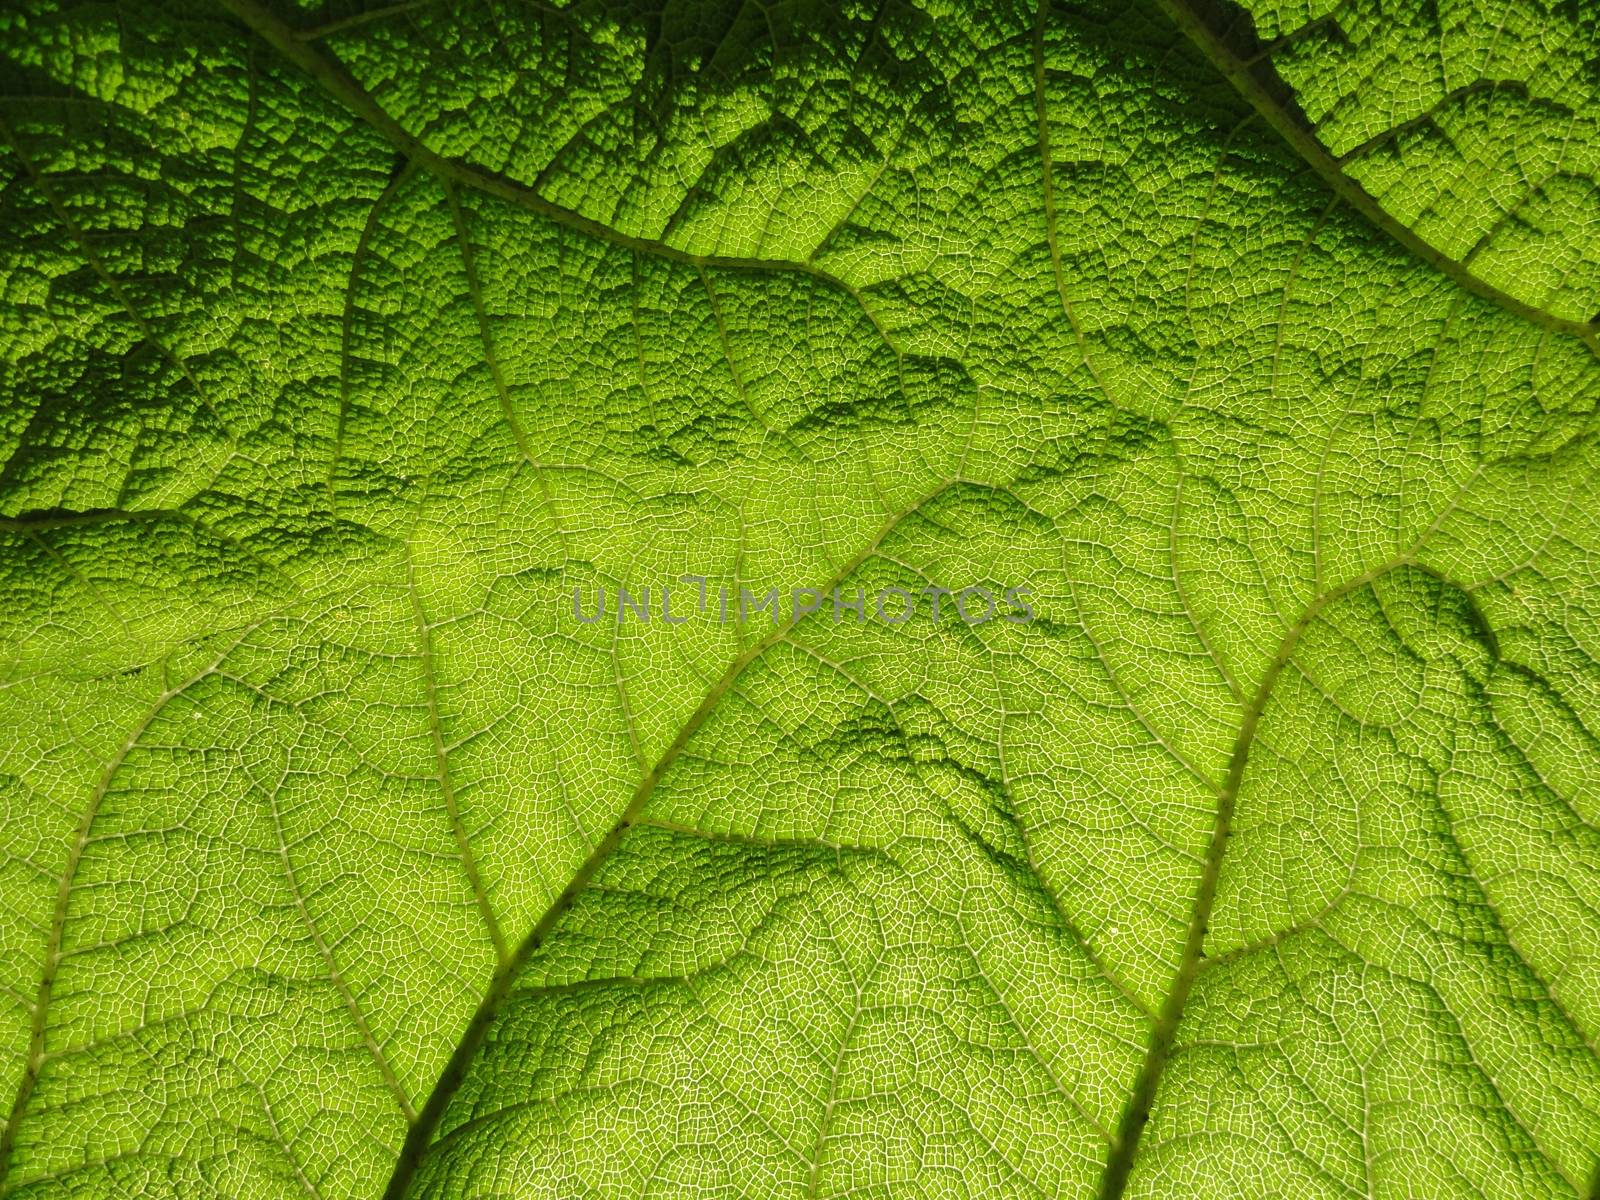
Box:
<box><xmin>379</xmin><ymin>480</ymin><xmax>955</xmax><ymax>1198</ymax></box>
<box><xmin>1097</xmin><ymin>557</ymin><xmax>1411</xmax><ymax>1198</ymax></box>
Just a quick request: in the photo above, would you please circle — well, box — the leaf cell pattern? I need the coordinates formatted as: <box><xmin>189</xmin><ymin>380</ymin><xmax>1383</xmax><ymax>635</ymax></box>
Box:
<box><xmin>0</xmin><ymin>1</ymin><xmax>1597</xmax><ymax>1199</ymax></box>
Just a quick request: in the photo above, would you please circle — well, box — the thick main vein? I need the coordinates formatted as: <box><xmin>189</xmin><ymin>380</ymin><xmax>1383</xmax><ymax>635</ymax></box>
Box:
<box><xmin>1154</xmin><ymin>0</ymin><xmax>1600</xmax><ymax>350</ymax></box>
<box><xmin>218</xmin><ymin>0</ymin><xmax>907</xmax><ymax>364</ymax></box>
<box><xmin>379</xmin><ymin>479</ymin><xmax>955</xmax><ymax>1199</ymax></box>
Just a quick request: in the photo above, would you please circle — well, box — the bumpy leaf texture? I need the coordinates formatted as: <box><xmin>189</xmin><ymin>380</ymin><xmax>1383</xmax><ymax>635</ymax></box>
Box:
<box><xmin>1</xmin><ymin>0</ymin><xmax>1598</xmax><ymax>1197</ymax></box>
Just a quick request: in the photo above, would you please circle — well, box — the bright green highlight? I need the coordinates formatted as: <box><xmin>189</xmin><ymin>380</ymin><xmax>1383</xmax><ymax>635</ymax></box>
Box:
<box><xmin>1</xmin><ymin>1</ymin><xmax>1597</xmax><ymax>1198</ymax></box>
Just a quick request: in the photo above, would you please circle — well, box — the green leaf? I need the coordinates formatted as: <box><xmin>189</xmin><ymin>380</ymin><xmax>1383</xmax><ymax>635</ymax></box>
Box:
<box><xmin>1222</xmin><ymin>0</ymin><xmax>1600</xmax><ymax>327</ymax></box>
<box><xmin>1</xmin><ymin>1</ymin><xmax>1597</xmax><ymax>1198</ymax></box>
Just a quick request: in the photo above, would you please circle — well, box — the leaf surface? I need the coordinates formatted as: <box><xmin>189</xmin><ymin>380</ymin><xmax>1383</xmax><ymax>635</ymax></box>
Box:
<box><xmin>1</xmin><ymin>1</ymin><xmax>1597</xmax><ymax>1198</ymax></box>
